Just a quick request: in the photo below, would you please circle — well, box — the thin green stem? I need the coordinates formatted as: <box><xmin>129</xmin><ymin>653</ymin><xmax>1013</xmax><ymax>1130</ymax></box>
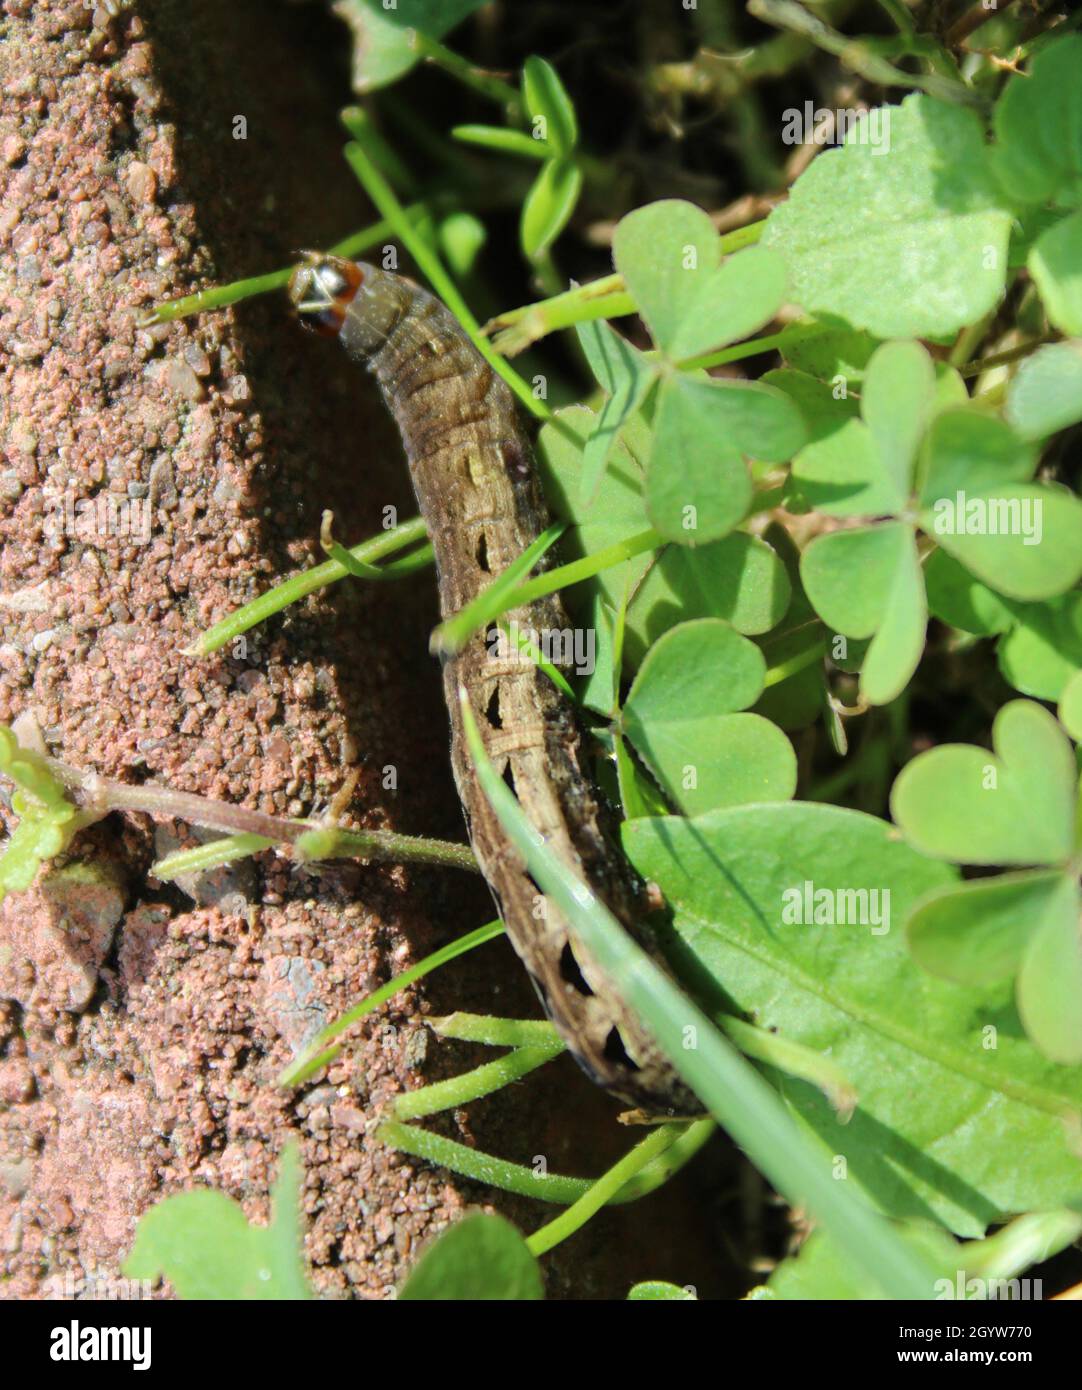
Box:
<box><xmin>430</xmin><ymin>1013</ymin><xmax>560</xmax><ymax>1047</ymax></box>
<box><xmin>410</xmin><ymin>31</ymin><xmax>523</xmax><ymax>113</ymax></box>
<box><xmin>277</xmin><ymin>920</ymin><xmax>505</xmax><ymax>1087</ymax></box>
<box><xmin>763</xmin><ymin>639</ymin><xmax>827</xmax><ymax>688</ymax></box>
<box><xmin>527</xmin><ymin>1124</ymin><xmax>685</xmax><ymax>1255</ymax></box>
<box><xmin>293</xmin><ymin>825</ymin><xmax>477</xmax><ymax>872</ymax></box>
<box><xmin>958</xmin><ymin>337</ymin><xmax>1050</xmax><ymax>380</ymax></box>
<box><xmin>146</xmin><ymin>209</ymin><xmax>437</xmax><ymax>324</ymax></box>
<box><xmin>431</xmin><ymin>522</ymin><xmax>565</xmax><ymax>655</ymax></box>
<box><xmin>341</xmin><ymin>137</ymin><xmax>549</xmax><ymax>421</ymax></box>
<box><xmin>377</xmin><ymin>1120</ymin><xmax>595</xmax><ymax>1203</ymax></box>
<box><xmin>392</xmin><ymin>1045</ymin><xmax>563</xmax><ymax>1120</ymax></box>
<box><xmin>186</xmin><ymin>516</ymin><xmax>430</xmax><ymax>657</ymax></box>
<box><xmin>497</xmin><ymin>528</ymin><xmax>662</xmax><ymax>610</ymax></box>
<box><xmin>675</xmin><ymin>320</ymin><xmax>829</xmax><ymax>373</ymax></box>
<box><xmin>152</xmin><ymin>834</ymin><xmax>275</xmax><ymax>881</ymax></box>
<box><xmin>485</xmin><ymin>221</ymin><xmax>765</xmax><ymax>358</ymax></box>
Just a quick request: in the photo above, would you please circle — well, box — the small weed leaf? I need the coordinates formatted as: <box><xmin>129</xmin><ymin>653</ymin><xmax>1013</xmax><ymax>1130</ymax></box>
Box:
<box><xmin>612</xmin><ymin>200</ymin><xmax>786</xmax><ymax>362</ymax></box>
<box><xmin>918</xmin><ymin>410</ymin><xmax>1082</xmax><ymax>602</ymax></box>
<box><xmin>991</xmin><ymin>37</ymin><xmax>1082</xmax><ymax>210</ymax></box>
<box><xmin>625</xmin><ymin>804</ymin><xmax>1082</xmax><ymax>1233</ymax></box>
<box><xmin>1028</xmin><ymin>207</ymin><xmax>1082</xmax><ymax>337</ymax></box>
<box><xmin>622</xmin><ymin>619</ymin><xmax>797</xmax><ymax>814</ymax></box>
<box><xmin>863</xmin><ymin>340</ymin><xmax>938</xmax><ymax>503</ymax></box>
<box><xmin>996</xmin><ymin>594</ymin><xmax>1082</xmax><ymax>701</ymax></box>
<box><xmin>0</xmin><ymin>724</ymin><xmax>82</xmax><ymax>897</ymax></box>
<box><xmin>993</xmin><ymin>37</ymin><xmax>1082</xmax><ymax>338</ymax></box>
<box><xmin>627</xmin><ymin>1281</ymin><xmax>697</xmax><ymax>1301</ymax></box>
<box><xmin>924</xmin><ymin>550</ymin><xmax>1015</xmax><ymax>638</ymax></box>
<box><xmin>336</xmin><ymin>0</ymin><xmax>487</xmax><ymax>92</ymax></box>
<box><xmin>647</xmin><ymin>373</ymin><xmax>804</xmax><ymax>544</ymax></box>
<box><xmin>892</xmin><ymin>701</ymin><xmax>1082</xmax><ymax>1063</ymax></box>
<box><xmin>1006</xmin><ymin>341</ymin><xmax>1082</xmax><ymax>442</ymax></box>
<box><xmin>626</xmin><ymin>532</ymin><xmax>792</xmax><ymax>663</ymax></box>
<box><xmin>765</xmin><ymin>367</ymin><xmax>860</xmax><ymax>448</ymax></box>
<box><xmin>537</xmin><ymin>406</ymin><xmax>792</xmax><ymax>709</ymax></box>
<box><xmin>574</xmin><ymin>316</ymin><xmax>655</xmax><ymax>504</ymax></box>
<box><xmin>400</xmin><ymin>1212</ymin><xmax>544</xmax><ymax>1300</ymax></box>
<box><xmin>801</xmin><ymin>522</ymin><xmax>926</xmax><ymax>706</ymax></box>
<box><xmin>908</xmin><ymin>871</ymin><xmax>1082</xmax><ymax>1064</ymax></box>
<box><xmin>1060</xmin><ymin>670</ymin><xmax>1082</xmax><ymax>742</ymax></box>
<box><xmin>608</xmin><ymin>201</ymin><xmax>801</xmax><ymax>545</ymax></box>
<box><xmin>796</xmin><ymin>340</ymin><xmax>1082</xmax><ymax>701</ymax></box>
<box><xmin>521</xmin><ymin>157</ymin><xmax>583</xmax><ymax>260</ymax></box>
<box><xmin>522</xmin><ymin>56</ymin><xmax>577</xmax><ymax>157</ymax></box>
<box><xmin>891</xmin><ymin>700</ymin><xmax>1076</xmax><ymax>868</ymax></box>
<box><xmin>763</xmin><ymin>95</ymin><xmax>1012</xmax><ymax>340</ymax></box>
<box><xmin>123</xmin><ymin>1142</ymin><xmax>312</xmax><ymax>1299</ymax></box>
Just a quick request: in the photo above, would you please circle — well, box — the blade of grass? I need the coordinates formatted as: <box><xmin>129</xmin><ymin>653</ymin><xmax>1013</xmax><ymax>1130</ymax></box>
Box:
<box><xmin>493</xmin><ymin>528</ymin><xmax>662</xmax><ymax>612</ymax></box>
<box><xmin>278</xmin><ymin>919</ymin><xmax>504</xmax><ymax>1087</ymax></box>
<box><xmin>185</xmin><ymin>515</ymin><xmax>429</xmax><ymax>657</ymax></box>
<box><xmin>378</xmin><ymin>1114</ymin><xmax>716</xmax><ymax>1206</ymax></box>
<box><xmin>146</xmin><ymin>208</ymin><xmax>440</xmax><ymax>324</ymax></box>
<box><xmin>340</xmin><ymin>133</ymin><xmax>549</xmax><ymax>422</ymax></box>
<box><xmin>430</xmin><ymin>521</ymin><xmax>565</xmax><ymax>655</ymax></box>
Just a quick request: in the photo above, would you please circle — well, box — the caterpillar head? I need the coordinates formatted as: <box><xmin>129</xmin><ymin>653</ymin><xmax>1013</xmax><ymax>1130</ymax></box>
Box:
<box><xmin>288</xmin><ymin>253</ymin><xmax>363</xmax><ymax>336</ymax></box>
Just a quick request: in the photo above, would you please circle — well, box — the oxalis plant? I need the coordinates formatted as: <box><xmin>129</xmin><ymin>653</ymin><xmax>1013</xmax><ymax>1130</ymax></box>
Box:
<box><xmin>6</xmin><ymin>10</ymin><xmax>1082</xmax><ymax>1302</ymax></box>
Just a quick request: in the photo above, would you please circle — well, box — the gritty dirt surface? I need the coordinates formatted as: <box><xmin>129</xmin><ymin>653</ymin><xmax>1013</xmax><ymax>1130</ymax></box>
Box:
<box><xmin>0</xmin><ymin>0</ymin><xmax>727</xmax><ymax>1300</ymax></box>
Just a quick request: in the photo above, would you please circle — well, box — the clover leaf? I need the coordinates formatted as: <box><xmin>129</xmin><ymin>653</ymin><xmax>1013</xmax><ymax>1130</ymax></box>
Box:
<box><xmin>621</xmin><ymin>618</ymin><xmax>797</xmax><ymax>814</ymax></box>
<box><xmin>763</xmin><ymin>95</ymin><xmax>1012</xmax><ymax>340</ymax></box>
<box><xmin>891</xmin><ymin>700</ymin><xmax>1082</xmax><ymax>1063</ymax></box>
<box><xmin>601</xmin><ymin>199</ymin><xmax>803</xmax><ymax>544</ymax></box>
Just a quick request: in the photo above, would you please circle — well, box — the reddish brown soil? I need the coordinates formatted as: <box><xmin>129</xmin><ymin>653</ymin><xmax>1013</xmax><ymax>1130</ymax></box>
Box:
<box><xmin>0</xmin><ymin>0</ymin><xmax>727</xmax><ymax>1299</ymax></box>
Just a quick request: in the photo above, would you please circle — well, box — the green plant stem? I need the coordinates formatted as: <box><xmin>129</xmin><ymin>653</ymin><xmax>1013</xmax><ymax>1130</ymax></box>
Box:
<box><xmin>764</xmin><ymin>638</ymin><xmax>827</xmax><ymax>688</ymax></box>
<box><xmin>430</xmin><ymin>1013</ymin><xmax>560</xmax><ymax>1047</ymax></box>
<box><xmin>278</xmin><ymin>920</ymin><xmax>505</xmax><ymax>1087</ymax></box>
<box><xmin>498</xmin><ymin>528</ymin><xmax>663</xmax><ymax>611</ymax></box>
<box><xmin>152</xmin><ymin>834</ymin><xmax>275</xmax><ymax>881</ymax></box>
<box><xmin>958</xmin><ymin>337</ymin><xmax>1049</xmax><ymax>380</ymax></box>
<box><xmin>410</xmin><ymin>31</ymin><xmax>523</xmax><ymax>113</ymax></box>
<box><xmin>186</xmin><ymin>516</ymin><xmax>430</xmax><ymax>657</ymax></box>
<box><xmin>526</xmin><ymin>1124</ymin><xmax>685</xmax><ymax>1255</ymax></box>
<box><xmin>378</xmin><ymin>1120</ymin><xmax>596</xmax><ymax>1203</ymax></box>
<box><xmin>341</xmin><ymin>136</ymin><xmax>548</xmax><ymax>421</ymax></box>
<box><xmin>146</xmin><ymin>210</ymin><xmax>436</xmax><ymax>324</ymax></box>
<box><xmin>293</xmin><ymin>826</ymin><xmax>477</xmax><ymax>871</ymax></box>
<box><xmin>378</xmin><ymin>1113</ymin><xmax>715</xmax><ymax>1208</ymax></box>
<box><xmin>675</xmin><ymin>320</ymin><xmax>829</xmax><ymax>373</ymax></box>
<box><xmin>393</xmin><ymin>1045</ymin><xmax>563</xmax><ymax>1120</ymax></box>
<box><xmin>485</xmin><ymin>221</ymin><xmax>766</xmax><ymax>357</ymax></box>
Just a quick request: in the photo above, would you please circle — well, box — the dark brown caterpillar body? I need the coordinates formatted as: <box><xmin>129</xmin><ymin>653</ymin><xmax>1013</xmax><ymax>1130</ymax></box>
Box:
<box><xmin>289</xmin><ymin>255</ymin><xmax>698</xmax><ymax>1115</ymax></box>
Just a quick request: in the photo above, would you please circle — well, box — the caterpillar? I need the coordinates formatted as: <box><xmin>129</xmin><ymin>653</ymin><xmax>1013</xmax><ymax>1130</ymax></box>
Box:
<box><xmin>288</xmin><ymin>255</ymin><xmax>698</xmax><ymax>1116</ymax></box>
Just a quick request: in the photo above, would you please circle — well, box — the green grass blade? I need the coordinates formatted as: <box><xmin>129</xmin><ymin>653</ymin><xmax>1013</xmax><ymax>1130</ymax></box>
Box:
<box><xmin>430</xmin><ymin>522</ymin><xmax>565</xmax><ymax>655</ymax></box>
<box><xmin>341</xmin><ymin>137</ymin><xmax>548</xmax><ymax>421</ymax></box>
<box><xmin>277</xmin><ymin>920</ymin><xmax>504</xmax><ymax>1087</ymax></box>
<box><xmin>186</xmin><ymin>516</ymin><xmax>429</xmax><ymax>657</ymax></box>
